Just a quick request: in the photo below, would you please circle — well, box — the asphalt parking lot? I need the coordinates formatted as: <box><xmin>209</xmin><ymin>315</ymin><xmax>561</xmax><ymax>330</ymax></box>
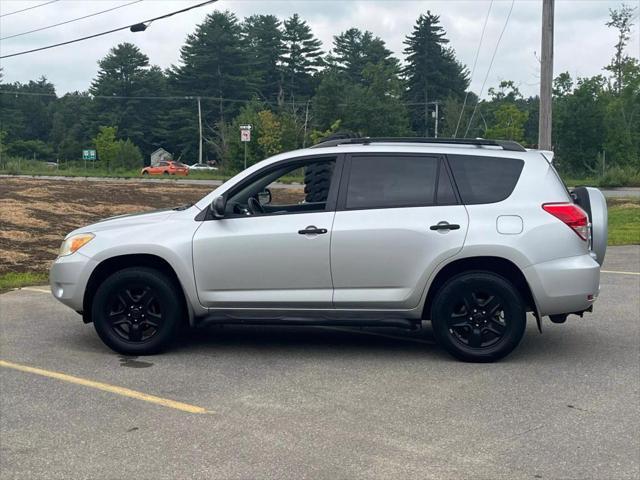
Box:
<box><xmin>1</xmin><ymin>246</ymin><xmax>638</xmax><ymax>479</ymax></box>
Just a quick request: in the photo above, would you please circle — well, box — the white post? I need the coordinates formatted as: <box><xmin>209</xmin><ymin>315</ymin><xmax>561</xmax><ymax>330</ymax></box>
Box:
<box><xmin>434</xmin><ymin>102</ymin><xmax>439</xmax><ymax>138</ymax></box>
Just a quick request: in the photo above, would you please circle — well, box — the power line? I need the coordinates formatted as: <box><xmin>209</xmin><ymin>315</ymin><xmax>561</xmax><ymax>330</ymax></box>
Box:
<box><xmin>463</xmin><ymin>0</ymin><xmax>516</xmax><ymax>138</ymax></box>
<box><xmin>0</xmin><ymin>0</ymin><xmax>217</xmax><ymax>59</ymax></box>
<box><xmin>1</xmin><ymin>0</ymin><xmax>144</xmax><ymax>41</ymax></box>
<box><xmin>453</xmin><ymin>0</ymin><xmax>493</xmax><ymax>138</ymax></box>
<box><xmin>0</xmin><ymin>89</ymin><xmax>311</xmax><ymax>106</ymax></box>
<box><xmin>0</xmin><ymin>0</ymin><xmax>59</xmax><ymax>18</ymax></box>
<box><xmin>0</xmin><ymin>89</ymin><xmax>451</xmax><ymax>107</ymax></box>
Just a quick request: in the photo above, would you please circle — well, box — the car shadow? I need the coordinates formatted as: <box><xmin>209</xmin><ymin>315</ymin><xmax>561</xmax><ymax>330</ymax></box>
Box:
<box><xmin>169</xmin><ymin>323</ymin><xmax>447</xmax><ymax>359</ymax></box>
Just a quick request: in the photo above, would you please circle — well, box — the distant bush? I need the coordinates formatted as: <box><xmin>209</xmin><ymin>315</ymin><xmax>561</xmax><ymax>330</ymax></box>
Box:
<box><xmin>599</xmin><ymin>166</ymin><xmax>640</xmax><ymax>188</ymax></box>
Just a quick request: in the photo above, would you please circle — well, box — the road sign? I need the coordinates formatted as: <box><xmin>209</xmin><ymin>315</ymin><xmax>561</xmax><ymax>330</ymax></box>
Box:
<box><xmin>82</xmin><ymin>149</ymin><xmax>96</xmax><ymax>161</ymax></box>
<box><xmin>240</xmin><ymin>124</ymin><xmax>252</xmax><ymax>142</ymax></box>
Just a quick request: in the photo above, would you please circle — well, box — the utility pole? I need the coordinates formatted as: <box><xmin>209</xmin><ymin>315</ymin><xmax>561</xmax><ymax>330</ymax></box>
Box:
<box><xmin>538</xmin><ymin>0</ymin><xmax>554</xmax><ymax>150</ymax></box>
<box><xmin>197</xmin><ymin>97</ymin><xmax>203</xmax><ymax>165</ymax></box>
<box><xmin>434</xmin><ymin>102</ymin><xmax>440</xmax><ymax>138</ymax></box>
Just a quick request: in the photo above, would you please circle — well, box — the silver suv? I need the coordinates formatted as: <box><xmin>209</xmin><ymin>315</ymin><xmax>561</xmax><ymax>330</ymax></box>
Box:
<box><xmin>50</xmin><ymin>138</ymin><xmax>607</xmax><ymax>362</ymax></box>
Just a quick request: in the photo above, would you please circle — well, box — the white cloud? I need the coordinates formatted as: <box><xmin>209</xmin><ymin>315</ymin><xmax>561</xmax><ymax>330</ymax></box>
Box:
<box><xmin>1</xmin><ymin>0</ymin><xmax>638</xmax><ymax>97</ymax></box>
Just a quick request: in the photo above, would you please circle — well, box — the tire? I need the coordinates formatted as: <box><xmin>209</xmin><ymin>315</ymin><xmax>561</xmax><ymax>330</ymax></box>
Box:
<box><xmin>304</xmin><ymin>162</ymin><xmax>334</xmax><ymax>203</ymax></box>
<box><xmin>142</xmin><ymin>171</ymin><xmax>149</xmax><ymax>175</ymax></box>
<box><xmin>430</xmin><ymin>272</ymin><xmax>526</xmax><ymax>362</ymax></box>
<box><xmin>91</xmin><ymin>267</ymin><xmax>183</xmax><ymax>355</ymax></box>
<box><xmin>163</xmin><ymin>171</ymin><xmax>170</xmax><ymax>176</ymax></box>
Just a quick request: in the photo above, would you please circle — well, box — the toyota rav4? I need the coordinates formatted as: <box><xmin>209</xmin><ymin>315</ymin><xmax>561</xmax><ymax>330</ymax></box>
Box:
<box><xmin>50</xmin><ymin>138</ymin><xmax>607</xmax><ymax>362</ymax></box>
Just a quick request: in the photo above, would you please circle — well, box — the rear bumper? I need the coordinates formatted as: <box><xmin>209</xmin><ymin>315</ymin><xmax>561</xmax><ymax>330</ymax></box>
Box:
<box><xmin>523</xmin><ymin>253</ymin><xmax>600</xmax><ymax>317</ymax></box>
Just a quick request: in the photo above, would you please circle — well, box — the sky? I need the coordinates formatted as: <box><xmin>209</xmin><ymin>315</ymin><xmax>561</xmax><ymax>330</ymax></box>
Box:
<box><xmin>0</xmin><ymin>0</ymin><xmax>639</xmax><ymax>98</ymax></box>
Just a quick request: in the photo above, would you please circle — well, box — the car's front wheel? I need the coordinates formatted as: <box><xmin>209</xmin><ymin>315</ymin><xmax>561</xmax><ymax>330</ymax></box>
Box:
<box><xmin>92</xmin><ymin>267</ymin><xmax>183</xmax><ymax>355</ymax></box>
<box><xmin>431</xmin><ymin>272</ymin><xmax>526</xmax><ymax>362</ymax></box>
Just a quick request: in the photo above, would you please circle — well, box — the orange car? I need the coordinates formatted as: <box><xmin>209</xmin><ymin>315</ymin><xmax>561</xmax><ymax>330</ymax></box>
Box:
<box><xmin>141</xmin><ymin>161</ymin><xmax>189</xmax><ymax>176</ymax></box>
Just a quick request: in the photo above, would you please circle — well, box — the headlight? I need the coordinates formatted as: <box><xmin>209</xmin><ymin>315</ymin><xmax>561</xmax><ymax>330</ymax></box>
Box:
<box><xmin>59</xmin><ymin>233</ymin><xmax>95</xmax><ymax>257</ymax></box>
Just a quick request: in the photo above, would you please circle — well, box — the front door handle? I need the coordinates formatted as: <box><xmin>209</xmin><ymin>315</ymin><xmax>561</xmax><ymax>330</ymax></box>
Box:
<box><xmin>430</xmin><ymin>222</ymin><xmax>461</xmax><ymax>231</ymax></box>
<box><xmin>298</xmin><ymin>225</ymin><xmax>328</xmax><ymax>235</ymax></box>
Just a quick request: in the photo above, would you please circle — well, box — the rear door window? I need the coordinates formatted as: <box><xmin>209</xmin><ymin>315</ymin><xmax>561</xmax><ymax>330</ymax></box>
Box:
<box><xmin>345</xmin><ymin>155</ymin><xmax>438</xmax><ymax>209</ymax></box>
<box><xmin>447</xmin><ymin>155</ymin><xmax>524</xmax><ymax>204</ymax></box>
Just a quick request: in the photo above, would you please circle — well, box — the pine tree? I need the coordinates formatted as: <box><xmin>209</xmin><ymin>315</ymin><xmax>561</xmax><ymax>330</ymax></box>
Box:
<box><xmin>242</xmin><ymin>15</ymin><xmax>285</xmax><ymax>102</ymax></box>
<box><xmin>282</xmin><ymin>13</ymin><xmax>324</xmax><ymax>102</ymax></box>
<box><xmin>403</xmin><ymin>12</ymin><xmax>469</xmax><ymax>136</ymax></box>
<box><xmin>90</xmin><ymin>43</ymin><xmax>165</xmax><ymax>155</ymax></box>
<box><xmin>168</xmin><ymin>10</ymin><xmax>256</xmax><ymax>160</ymax></box>
<box><xmin>330</xmin><ymin>28</ymin><xmax>397</xmax><ymax>84</ymax></box>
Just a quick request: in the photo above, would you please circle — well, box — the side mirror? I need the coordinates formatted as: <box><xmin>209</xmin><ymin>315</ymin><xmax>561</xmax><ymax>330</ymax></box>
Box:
<box><xmin>211</xmin><ymin>196</ymin><xmax>226</xmax><ymax>218</ymax></box>
<box><xmin>258</xmin><ymin>188</ymin><xmax>272</xmax><ymax>206</ymax></box>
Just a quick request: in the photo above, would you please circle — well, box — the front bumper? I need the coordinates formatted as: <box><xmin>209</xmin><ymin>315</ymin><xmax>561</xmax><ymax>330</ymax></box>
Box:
<box><xmin>49</xmin><ymin>253</ymin><xmax>97</xmax><ymax>312</ymax></box>
<box><xmin>523</xmin><ymin>253</ymin><xmax>600</xmax><ymax>317</ymax></box>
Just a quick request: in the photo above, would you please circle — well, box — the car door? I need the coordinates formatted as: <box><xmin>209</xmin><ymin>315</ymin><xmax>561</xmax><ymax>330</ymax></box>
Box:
<box><xmin>331</xmin><ymin>153</ymin><xmax>468</xmax><ymax>310</ymax></box>
<box><xmin>192</xmin><ymin>156</ymin><xmax>342</xmax><ymax>309</ymax></box>
<box><xmin>150</xmin><ymin>162</ymin><xmax>166</xmax><ymax>174</ymax></box>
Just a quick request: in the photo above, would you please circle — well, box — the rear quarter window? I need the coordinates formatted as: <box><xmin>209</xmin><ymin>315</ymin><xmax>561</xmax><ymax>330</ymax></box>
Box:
<box><xmin>447</xmin><ymin>155</ymin><xmax>524</xmax><ymax>204</ymax></box>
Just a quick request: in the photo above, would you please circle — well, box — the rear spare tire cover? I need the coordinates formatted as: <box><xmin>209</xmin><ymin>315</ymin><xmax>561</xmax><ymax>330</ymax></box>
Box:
<box><xmin>573</xmin><ymin>187</ymin><xmax>608</xmax><ymax>265</ymax></box>
<box><xmin>586</xmin><ymin>187</ymin><xmax>608</xmax><ymax>265</ymax></box>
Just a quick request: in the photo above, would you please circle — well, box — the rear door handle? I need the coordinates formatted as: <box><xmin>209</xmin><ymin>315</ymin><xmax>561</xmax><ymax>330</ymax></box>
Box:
<box><xmin>430</xmin><ymin>222</ymin><xmax>461</xmax><ymax>231</ymax></box>
<box><xmin>298</xmin><ymin>225</ymin><xmax>328</xmax><ymax>235</ymax></box>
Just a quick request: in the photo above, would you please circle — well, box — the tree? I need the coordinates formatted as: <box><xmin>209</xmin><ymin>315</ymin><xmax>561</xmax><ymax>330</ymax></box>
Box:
<box><xmin>256</xmin><ymin>110</ymin><xmax>283</xmax><ymax>157</ymax></box>
<box><xmin>605</xmin><ymin>3</ymin><xmax>637</xmax><ymax>94</ymax></box>
<box><xmin>169</xmin><ymin>11</ymin><xmax>256</xmax><ymax>160</ymax></box>
<box><xmin>553</xmin><ymin>75</ymin><xmax>608</xmax><ymax>174</ymax></box>
<box><xmin>0</xmin><ymin>77</ymin><xmax>56</xmax><ymax>145</ymax></box>
<box><xmin>242</xmin><ymin>15</ymin><xmax>285</xmax><ymax>102</ymax></box>
<box><xmin>94</xmin><ymin>125</ymin><xmax>143</xmax><ymax>171</ymax></box>
<box><xmin>90</xmin><ymin>43</ymin><xmax>167</xmax><ymax>155</ymax></box>
<box><xmin>403</xmin><ymin>12</ymin><xmax>469</xmax><ymax>136</ymax></box>
<box><xmin>484</xmin><ymin>104</ymin><xmax>528</xmax><ymax>142</ymax></box>
<box><xmin>282</xmin><ymin>13</ymin><xmax>324</xmax><ymax>102</ymax></box>
<box><xmin>94</xmin><ymin>126</ymin><xmax>120</xmax><ymax>170</ymax></box>
<box><xmin>329</xmin><ymin>28</ymin><xmax>397</xmax><ymax>84</ymax></box>
<box><xmin>50</xmin><ymin>92</ymin><xmax>93</xmax><ymax>160</ymax></box>
<box><xmin>313</xmin><ymin>62</ymin><xmax>410</xmax><ymax>137</ymax></box>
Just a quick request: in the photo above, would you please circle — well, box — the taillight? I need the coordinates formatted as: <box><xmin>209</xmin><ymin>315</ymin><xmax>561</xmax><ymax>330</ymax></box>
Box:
<box><xmin>542</xmin><ymin>203</ymin><xmax>589</xmax><ymax>240</ymax></box>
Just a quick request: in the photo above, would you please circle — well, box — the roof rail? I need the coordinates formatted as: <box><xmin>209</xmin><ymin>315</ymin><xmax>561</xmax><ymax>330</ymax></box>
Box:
<box><xmin>310</xmin><ymin>137</ymin><xmax>527</xmax><ymax>152</ymax></box>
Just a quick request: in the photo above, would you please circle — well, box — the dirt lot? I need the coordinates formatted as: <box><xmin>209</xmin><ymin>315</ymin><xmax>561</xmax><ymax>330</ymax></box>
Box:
<box><xmin>0</xmin><ymin>177</ymin><xmax>304</xmax><ymax>276</ymax></box>
<box><xmin>0</xmin><ymin>178</ymin><xmax>210</xmax><ymax>274</ymax></box>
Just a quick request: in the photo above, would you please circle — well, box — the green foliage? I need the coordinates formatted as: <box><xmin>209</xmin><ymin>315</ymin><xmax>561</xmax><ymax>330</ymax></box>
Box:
<box><xmin>484</xmin><ymin>104</ymin><xmax>529</xmax><ymax>142</ymax></box>
<box><xmin>242</xmin><ymin>15</ymin><xmax>285</xmax><ymax>102</ymax></box>
<box><xmin>402</xmin><ymin>12</ymin><xmax>469</xmax><ymax>136</ymax></box>
<box><xmin>6</xmin><ymin>139</ymin><xmax>53</xmax><ymax>160</ymax></box>
<box><xmin>310</xmin><ymin>120</ymin><xmax>342</xmax><ymax>145</ymax></box>
<box><xmin>282</xmin><ymin>13</ymin><xmax>324</xmax><ymax>101</ymax></box>
<box><xmin>256</xmin><ymin>110</ymin><xmax>283</xmax><ymax>157</ymax></box>
<box><xmin>313</xmin><ymin>28</ymin><xmax>409</xmax><ymax>137</ymax></box>
<box><xmin>94</xmin><ymin>126</ymin><xmax>143</xmax><ymax>171</ymax></box>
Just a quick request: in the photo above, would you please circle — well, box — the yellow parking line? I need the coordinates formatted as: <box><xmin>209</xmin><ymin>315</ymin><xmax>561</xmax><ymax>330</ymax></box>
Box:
<box><xmin>0</xmin><ymin>360</ymin><xmax>209</xmax><ymax>414</ymax></box>
<box><xmin>601</xmin><ymin>270</ymin><xmax>640</xmax><ymax>276</ymax></box>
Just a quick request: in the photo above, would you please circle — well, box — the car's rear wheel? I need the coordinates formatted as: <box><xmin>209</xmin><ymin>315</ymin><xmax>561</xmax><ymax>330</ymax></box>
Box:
<box><xmin>431</xmin><ymin>272</ymin><xmax>526</xmax><ymax>362</ymax></box>
<box><xmin>92</xmin><ymin>267</ymin><xmax>182</xmax><ymax>355</ymax></box>
<box><xmin>163</xmin><ymin>171</ymin><xmax>170</xmax><ymax>176</ymax></box>
<box><xmin>142</xmin><ymin>170</ymin><xmax>149</xmax><ymax>175</ymax></box>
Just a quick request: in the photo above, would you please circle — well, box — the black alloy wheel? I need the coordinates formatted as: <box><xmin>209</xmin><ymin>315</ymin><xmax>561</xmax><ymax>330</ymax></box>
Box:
<box><xmin>92</xmin><ymin>267</ymin><xmax>183</xmax><ymax>355</ymax></box>
<box><xmin>447</xmin><ymin>290</ymin><xmax>507</xmax><ymax>348</ymax></box>
<box><xmin>106</xmin><ymin>285</ymin><xmax>164</xmax><ymax>343</ymax></box>
<box><xmin>431</xmin><ymin>272</ymin><xmax>526</xmax><ymax>362</ymax></box>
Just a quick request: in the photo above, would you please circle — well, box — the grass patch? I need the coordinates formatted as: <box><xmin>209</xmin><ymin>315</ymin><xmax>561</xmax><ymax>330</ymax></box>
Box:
<box><xmin>608</xmin><ymin>199</ymin><xmax>640</xmax><ymax>246</ymax></box>
<box><xmin>0</xmin><ymin>271</ymin><xmax>48</xmax><ymax>293</ymax></box>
